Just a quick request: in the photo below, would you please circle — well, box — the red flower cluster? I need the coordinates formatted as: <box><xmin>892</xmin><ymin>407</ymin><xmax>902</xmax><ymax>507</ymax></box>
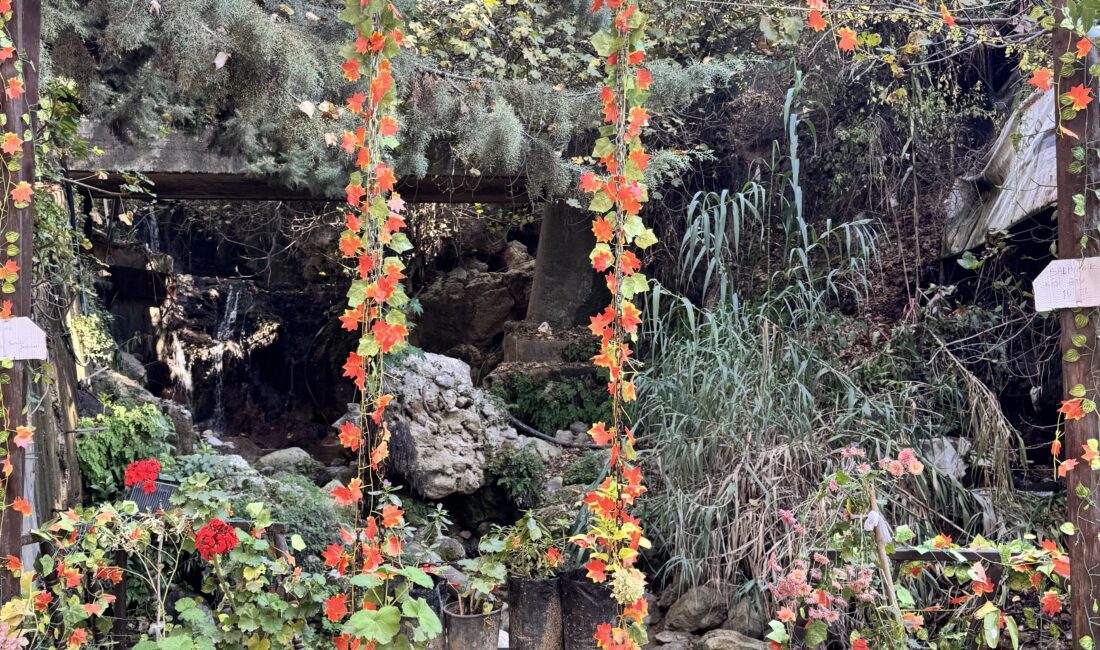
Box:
<box><xmin>195</xmin><ymin>518</ymin><xmax>238</xmax><ymax>561</ymax></box>
<box><xmin>123</xmin><ymin>458</ymin><xmax>161</xmax><ymax>494</ymax></box>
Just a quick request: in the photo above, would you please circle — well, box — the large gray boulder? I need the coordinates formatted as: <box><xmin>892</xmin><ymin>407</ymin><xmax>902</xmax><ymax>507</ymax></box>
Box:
<box><xmin>698</xmin><ymin>629</ymin><xmax>769</xmax><ymax>650</ymax></box>
<box><xmin>254</xmin><ymin>447</ymin><xmax>325</xmax><ymax>482</ymax></box>
<box><xmin>380</xmin><ymin>353</ymin><xmax>520</xmax><ymax>499</ymax></box>
<box><xmin>87</xmin><ymin>367</ymin><xmax>196</xmax><ymax>453</ymax></box>
<box><xmin>665</xmin><ymin>585</ymin><xmax>728</xmax><ymax>632</ymax></box>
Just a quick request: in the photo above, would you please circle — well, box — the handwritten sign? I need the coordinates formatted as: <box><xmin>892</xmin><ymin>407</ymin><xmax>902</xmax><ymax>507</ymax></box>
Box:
<box><xmin>1034</xmin><ymin>258</ymin><xmax>1100</xmax><ymax>311</ymax></box>
<box><xmin>0</xmin><ymin>317</ymin><xmax>47</xmax><ymax>360</ymax></box>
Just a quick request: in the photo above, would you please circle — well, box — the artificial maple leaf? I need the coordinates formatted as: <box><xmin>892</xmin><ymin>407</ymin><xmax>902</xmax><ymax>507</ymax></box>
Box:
<box><xmin>379</xmin><ymin>116</ymin><xmax>399</xmax><ymax>137</ymax></box>
<box><xmin>580</xmin><ymin>172</ymin><xmax>601</xmax><ymax>193</ymax></box>
<box><xmin>370</xmin><ymin>394</ymin><xmax>393</xmax><ymax>425</ymax></box>
<box><xmin>11</xmin><ymin>497</ymin><xmax>30</xmax><ymax>516</ymax></box>
<box><xmin>325</xmin><ymin>594</ymin><xmax>349</xmax><ymax>623</ymax></box>
<box><xmin>585</xmin><ymin>558</ymin><xmax>607</xmax><ymax>582</ymax></box>
<box><xmin>837</xmin><ymin>27</ymin><xmax>858</xmax><ymax>52</ymax></box>
<box><xmin>592</xmin><ymin>250</ymin><xmax>613</xmax><ymax>273</ymax></box>
<box><xmin>1082</xmin><ymin>441</ymin><xmax>1099</xmax><ymax>467</ymax></box>
<box><xmin>347</xmin><ymin>93</ymin><xmax>366</xmax><ymax>114</ymax></box>
<box><xmin>375</xmin><ymin>164</ymin><xmax>397</xmax><ymax>193</ymax></box>
<box><xmin>1041</xmin><ymin>590</ymin><xmax>1063</xmax><ymax>616</ymax></box>
<box><xmin>331</xmin><ymin>479</ymin><xmax>363</xmax><ymax>507</ymax></box>
<box><xmin>1053</xmin><ymin>555</ymin><xmax>1071</xmax><ymax>578</ymax></box>
<box><xmin>939</xmin><ymin>4</ymin><xmax>956</xmax><ymax>26</ymax></box>
<box><xmin>808</xmin><ymin>9</ymin><xmax>827</xmax><ymax>31</ymax></box>
<box><xmin>5</xmin><ymin>78</ymin><xmax>22</xmax><ymax>100</ymax></box>
<box><xmin>1052</xmin><ymin>438</ymin><xmax>1062</xmax><ymax>457</ymax></box>
<box><xmin>1078</xmin><ymin>37</ymin><xmax>1093</xmax><ymax>59</ymax></box>
<box><xmin>10</xmin><ymin>181</ymin><xmax>31</xmax><ymax>205</ymax></box>
<box><xmin>1058</xmin><ymin>398</ymin><xmax>1086</xmax><ymax>421</ymax></box>
<box><xmin>4</xmin><ymin>555</ymin><xmax>20</xmax><ymax>573</ymax></box>
<box><xmin>853</xmin><ymin>639</ymin><xmax>870</xmax><ymax>650</ymax></box>
<box><xmin>1058</xmin><ymin>458</ymin><xmax>1079</xmax><ymax>477</ymax></box>
<box><xmin>339</xmin><ymin>233</ymin><xmax>361</xmax><ymax>258</ymax></box>
<box><xmin>1067</xmin><ymin>84</ymin><xmax>1093</xmax><ymax>111</ymax></box>
<box><xmin>341</xmin><ymin>59</ymin><xmax>360</xmax><ymax>82</ymax></box>
<box><xmin>381</xmin><ymin>504</ymin><xmax>404</xmax><ymax>527</ymax></box>
<box><xmin>345</xmin><ymin>183</ymin><xmax>366</xmax><ymax>207</ymax></box>
<box><xmin>636</xmin><ymin>68</ymin><xmax>653</xmax><ymax>91</ymax></box>
<box><xmin>0</xmin><ymin>132</ymin><xmax>21</xmax><ymax>155</ymax></box>
<box><xmin>1029</xmin><ymin>67</ymin><xmax>1056</xmax><ymax>91</ymax></box>
<box><xmin>589</xmin><ymin>307</ymin><xmax>616</xmax><ymax>337</ymax></box>
<box><xmin>338</xmin><ymin>421</ymin><xmax>362</xmax><ymax>451</ymax></box>
<box><xmin>589</xmin><ymin>422</ymin><xmax>614</xmax><ymax>446</ymax></box>
<box><xmin>970</xmin><ymin>562</ymin><xmax>994</xmax><ymax>596</ymax></box>
<box><xmin>620</xmin><ymin>301</ymin><xmax>642</xmax><ymax>333</ymax></box>
<box><xmin>0</xmin><ymin>47</ymin><xmax>13</xmax><ymax>63</ymax></box>
<box><xmin>12</xmin><ymin>426</ymin><xmax>32</xmax><ymax>448</ymax></box>
<box><xmin>592</xmin><ymin>217</ymin><xmax>614</xmax><ymax>243</ymax></box>
<box><xmin>628</xmin><ymin>148</ymin><xmax>650</xmax><ymax>171</ymax></box>
<box><xmin>387</xmin><ymin>195</ymin><xmax>406</xmax><ymax>213</ymax></box>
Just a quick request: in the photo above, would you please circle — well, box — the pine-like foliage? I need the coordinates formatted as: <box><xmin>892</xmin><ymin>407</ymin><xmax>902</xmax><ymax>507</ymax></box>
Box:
<box><xmin>43</xmin><ymin>0</ymin><xmax>735</xmax><ymax>197</ymax></box>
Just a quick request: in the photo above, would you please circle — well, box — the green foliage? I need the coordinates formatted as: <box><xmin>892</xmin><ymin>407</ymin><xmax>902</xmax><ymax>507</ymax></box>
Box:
<box><xmin>639</xmin><ymin>75</ymin><xmax>1042</xmax><ymax>596</ymax></box>
<box><xmin>76</xmin><ymin>402</ymin><xmax>174</xmax><ymax>502</ymax></box>
<box><xmin>560</xmin><ymin>337</ymin><xmax>599</xmax><ymax>363</ymax></box>
<box><xmin>490</xmin><ymin>373</ymin><xmax>611</xmax><ymax>434</ymax></box>
<box><xmin>562</xmin><ymin>450</ymin><xmax>608</xmax><ymax>486</ymax></box>
<box><xmin>479</xmin><ymin>511</ymin><xmax>565</xmax><ymax>580</ymax></box>
<box><xmin>486</xmin><ymin>447</ymin><xmax>546</xmax><ymax>509</ymax></box>
<box><xmin>69</xmin><ymin>308</ymin><xmax>115</xmax><ymax>365</ymax></box>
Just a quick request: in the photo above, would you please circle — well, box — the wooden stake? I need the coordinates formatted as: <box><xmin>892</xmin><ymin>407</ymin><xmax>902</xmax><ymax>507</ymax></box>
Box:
<box><xmin>1052</xmin><ymin>7</ymin><xmax>1100</xmax><ymax>645</ymax></box>
<box><xmin>0</xmin><ymin>0</ymin><xmax>39</xmax><ymax>601</ymax></box>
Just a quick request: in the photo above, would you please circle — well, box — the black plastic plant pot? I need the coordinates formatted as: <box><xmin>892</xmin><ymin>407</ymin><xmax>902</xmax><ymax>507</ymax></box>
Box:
<box><xmin>443</xmin><ymin>603</ymin><xmax>502</xmax><ymax>650</ymax></box>
<box><xmin>507</xmin><ymin>575</ymin><xmax>563</xmax><ymax>650</ymax></box>
<box><xmin>559</xmin><ymin>571</ymin><xmax>616</xmax><ymax>650</ymax></box>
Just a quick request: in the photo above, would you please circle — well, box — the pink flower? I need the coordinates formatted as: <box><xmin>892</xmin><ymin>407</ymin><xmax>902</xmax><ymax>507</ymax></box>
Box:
<box><xmin>778</xmin><ymin>510</ymin><xmax>797</xmax><ymax>526</ymax></box>
<box><xmin>856</xmin><ymin>463</ymin><xmax>871</xmax><ymax>475</ymax></box>
<box><xmin>886</xmin><ymin>460</ymin><xmax>905</xmax><ymax>477</ymax></box>
<box><xmin>898</xmin><ymin>448</ymin><xmax>917</xmax><ymax>466</ymax></box>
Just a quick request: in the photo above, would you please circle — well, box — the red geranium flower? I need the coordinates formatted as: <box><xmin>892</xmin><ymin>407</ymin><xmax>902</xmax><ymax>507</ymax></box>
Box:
<box><xmin>195</xmin><ymin>518</ymin><xmax>239</xmax><ymax>561</ymax></box>
<box><xmin>124</xmin><ymin>458</ymin><xmax>161</xmax><ymax>494</ymax></box>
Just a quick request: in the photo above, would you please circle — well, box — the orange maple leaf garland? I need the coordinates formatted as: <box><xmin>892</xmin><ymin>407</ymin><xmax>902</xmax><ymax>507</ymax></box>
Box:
<box><xmin>575</xmin><ymin>1</ymin><xmax>655</xmax><ymax>648</ymax></box>
<box><xmin>326</xmin><ymin>0</ymin><xmax>424</xmax><ymax>641</ymax></box>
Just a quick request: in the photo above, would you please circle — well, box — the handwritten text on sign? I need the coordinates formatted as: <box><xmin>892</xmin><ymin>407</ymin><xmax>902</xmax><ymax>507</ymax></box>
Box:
<box><xmin>0</xmin><ymin>317</ymin><xmax>47</xmax><ymax>360</ymax></box>
<box><xmin>1034</xmin><ymin>258</ymin><xmax>1100</xmax><ymax>311</ymax></box>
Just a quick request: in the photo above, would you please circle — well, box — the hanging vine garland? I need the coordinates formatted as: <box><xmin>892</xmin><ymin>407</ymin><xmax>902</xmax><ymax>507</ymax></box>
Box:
<box><xmin>575</xmin><ymin>1</ymin><xmax>656</xmax><ymax>648</ymax></box>
<box><xmin>324</xmin><ymin>1</ymin><xmax>442</xmax><ymax>646</ymax></box>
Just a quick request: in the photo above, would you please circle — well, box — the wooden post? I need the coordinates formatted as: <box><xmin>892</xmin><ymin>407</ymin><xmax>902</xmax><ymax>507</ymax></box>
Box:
<box><xmin>1052</xmin><ymin>9</ymin><xmax>1100</xmax><ymax>646</ymax></box>
<box><xmin>0</xmin><ymin>0</ymin><xmax>40</xmax><ymax>601</ymax></box>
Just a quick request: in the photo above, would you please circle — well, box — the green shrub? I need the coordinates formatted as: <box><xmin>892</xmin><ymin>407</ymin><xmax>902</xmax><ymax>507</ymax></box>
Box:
<box><xmin>486</xmin><ymin>447</ymin><xmax>546</xmax><ymax>508</ymax></box>
<box><xmin>490</xmin><ymin>374</ymin><xmax>611</xmax><ymax>434</ymax></box>
<box><xmin>562</xmin><ymin>450</ymin><xmax>608</xmax><ymax>486</ymax></box>
<box><xmin>228</xmin><ymin>473</ymin><xmax>349</xmax><ymax>556</ymax></box>
<box><xmin>76</xmin><ymin>403</ymin><xmax>174</xmax><ymax>502</ymax></box>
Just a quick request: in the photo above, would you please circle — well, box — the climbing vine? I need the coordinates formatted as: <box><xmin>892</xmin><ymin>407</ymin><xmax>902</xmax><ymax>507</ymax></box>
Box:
<box><xmin>323</xmin><ymin>0</ymin><xmax>442</xmax><ymax>646</ymax></box>
<box><xmin>573</xmin><ymin>1</ymin><xmax>656</xmax><ymax>648</ymax></box>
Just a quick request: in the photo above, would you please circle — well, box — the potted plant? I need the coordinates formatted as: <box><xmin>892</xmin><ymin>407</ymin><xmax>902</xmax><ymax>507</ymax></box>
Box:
<box><xmin>443</xmin><ymin>555</ymin><xmax>506</xmax><ymax>650</ymax></box>
<box><xmin>480</xmin><ymin>512</ymin><xmax>566</xmax><ymax>650</ymax></box>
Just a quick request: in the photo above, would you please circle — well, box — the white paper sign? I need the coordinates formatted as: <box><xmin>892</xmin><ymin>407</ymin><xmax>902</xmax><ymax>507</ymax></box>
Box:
<box><xmin>1034</xmin><ymin>258</ymin><xmax>1100</xmax><ymax>311</ymax></box>
<box><xmin>0</xmin><ymin>317</ymin><xmax>47</xmax><ymax>360</ymax></box>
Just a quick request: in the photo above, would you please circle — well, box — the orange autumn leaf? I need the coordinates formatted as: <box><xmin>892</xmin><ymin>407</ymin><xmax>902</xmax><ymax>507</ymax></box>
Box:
<box><xmin>379</xmin><ymin>116</ymin><xmax>399</xmax><ymax>137</ymax></box>
<box><xmin>1078</xmin><ymin>37</ymin><xmax>1093</xmax><ymax>59</ymax></box>
<box><xmin>1041</xmin><ymin>590</ymin><xmax>1063</xmax><ymax>616</ymax></box>
<box><xmin>584</xmin><ymin>557</ymin><xmax>607</xmax><ymax>582</ymax></box>
<box><xmin>10</xmin><ymin>181</ymin><xmax>31</xmax><ymax>205</ymax></box>
<box><xmin>837</xmin><ymin>27</ymin><xmax>858</xmax><ymax>52</ymax></box>
<box><xmin>1059</xmin><ymin>398</ymin><xmax>1086</xmax><ymax>421</ymax></box>
<box><xmin>1058</xmin><ymin>458</ymin><xmax>1079</xmax><ymax>477</ymax></box>
<box><xmin>939</xmin><ymin>4</ymin><xmax>956</xmax><ymax>26</ymax></box>
<box><xmin>1029</xmin><ymin>67</ymin><xmax>1053</xmax><ymax>91</ymax></box>
<box><xmin>1067</xmin><ymin>84</ymin><xmax>1093</xmax><ymax>111</ymax></box>
<box><xmin>13</xmin><ymin>426</ymin><xmax>32</xmax><ymax>448</ymax></box>
<box><xmin>11</xmin><ymin>497</ymin><xmax>30</xmax><ymax>516</ymax></box>
<box><xmin>331</xmin><ymin>479</ymin><xmax>363</xmax><ymax>507</ymax></box>
<box><xmin>325</xmin><ymin>594</ymin><xmax>348</xmax><ymax>623</ymax></box>
<box><xmin>5</xmin><ymin>78</ymin><xmax>22</xmax><ymax>99</ymax></box>
<box><xmin>0</xmin><ymin>132</ymin><xmax>21</xmax><ymax>155</ymax></box>
<box><xmin>808</xmin><ymin>9</ymin><xmax>827</xmax><ymax>31</ymax></box>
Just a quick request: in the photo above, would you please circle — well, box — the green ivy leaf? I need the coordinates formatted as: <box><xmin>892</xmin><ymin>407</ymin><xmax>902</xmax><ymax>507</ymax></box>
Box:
<box><xmin>1071</xmin><ymin>384</ymin><xmax>1088</xmax><ymax>398</ymax></box>
<box><xmin>804</xmin><ymin>620</ymin><xmax>827</xmax><ymax>647</ymax></box>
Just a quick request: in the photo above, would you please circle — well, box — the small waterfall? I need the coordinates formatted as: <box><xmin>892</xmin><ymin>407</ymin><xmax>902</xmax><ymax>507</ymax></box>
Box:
<box><xmin>170</xmin><ymin>333</ymin><xmax>193</xmax><ymax>401</ymax></box>
<box><xmin>209</xmin><ymin>284</ymin><xmax>243</xmax><ymax>431</ymax></box>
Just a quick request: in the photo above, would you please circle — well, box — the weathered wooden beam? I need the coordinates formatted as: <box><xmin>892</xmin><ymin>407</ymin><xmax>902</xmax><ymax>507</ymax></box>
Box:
<box><xmin>67</xmin><ymin>122</ymin><xmax>528</xmax><ymax>203</ymax></box>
